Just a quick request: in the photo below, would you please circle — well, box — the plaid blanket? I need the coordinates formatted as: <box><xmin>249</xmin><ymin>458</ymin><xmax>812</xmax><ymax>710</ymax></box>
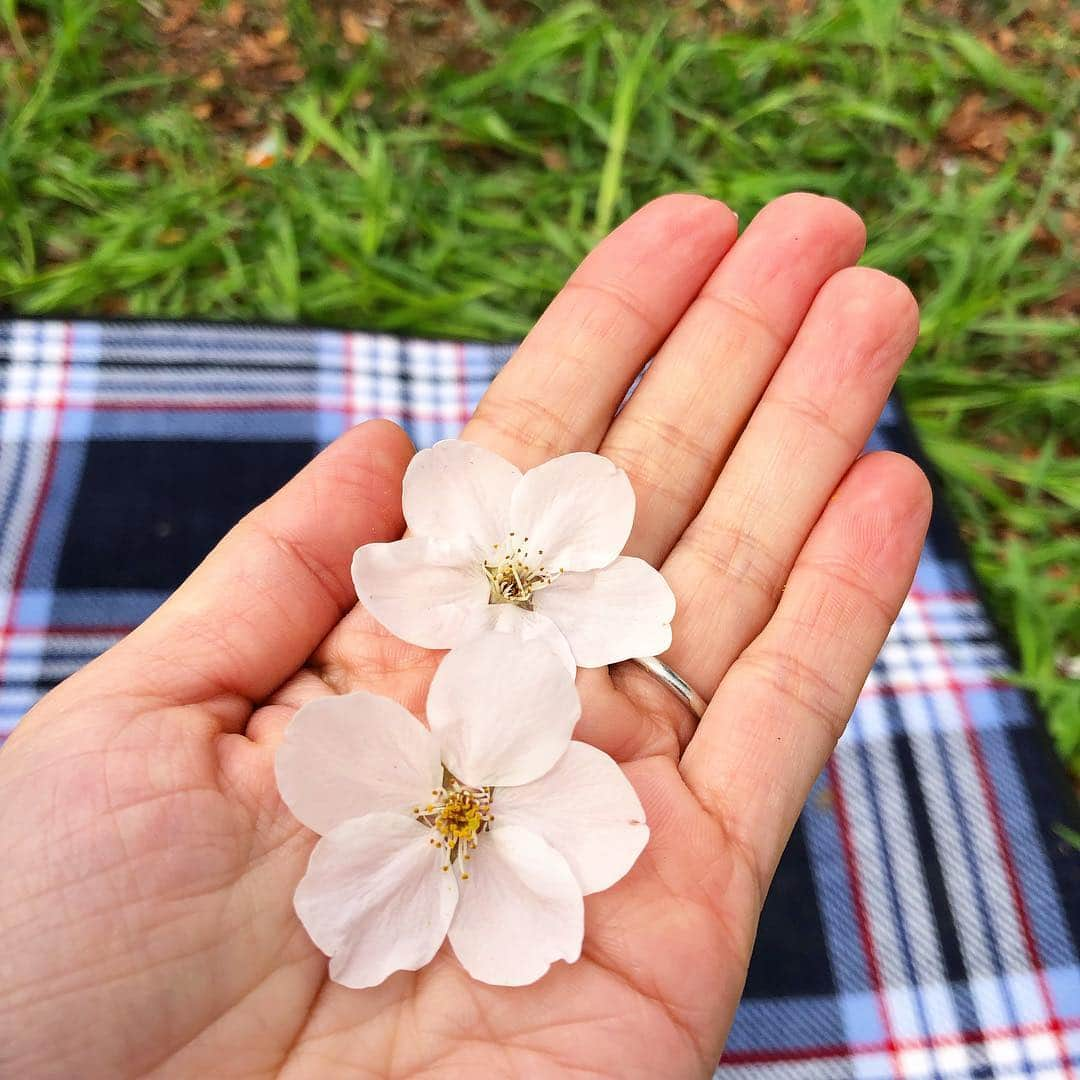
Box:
<box><xmin>1</xmin><ymin>319</ymin><xmax>1077</xmax><ymax>1078</ymax></box>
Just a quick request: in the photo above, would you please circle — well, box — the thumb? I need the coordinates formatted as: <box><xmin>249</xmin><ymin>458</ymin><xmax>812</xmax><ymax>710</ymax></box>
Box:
<box><xmin>54</xmin><ymin>419</ymin><xmax>414</xmax><ymax>731</ymax></box>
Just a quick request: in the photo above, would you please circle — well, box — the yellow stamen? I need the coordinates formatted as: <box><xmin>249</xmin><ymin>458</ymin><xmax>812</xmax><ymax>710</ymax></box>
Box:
<box><xmin>413</xmin><ymin>774</ymin><xmax>494</xmax><ymax>881</ymax></box>
<box><xmin>434</xmin><ymin>790</ymin><xmax>485</xmax><ymax>849</ymax></box>
<box><xmin>481</xmin><ymin>537</ymin><xmax>557</xmax><ymax>608</ymax></box>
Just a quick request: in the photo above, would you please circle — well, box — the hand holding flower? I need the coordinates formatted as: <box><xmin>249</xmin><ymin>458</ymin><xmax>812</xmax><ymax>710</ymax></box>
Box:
<box><xmin>0</xmin><ymin>194</ymin><xmax>928</xmax><ymax>1077</ymax></box>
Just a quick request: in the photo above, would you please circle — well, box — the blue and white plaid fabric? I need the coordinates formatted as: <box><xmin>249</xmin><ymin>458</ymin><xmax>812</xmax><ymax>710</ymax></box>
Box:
<box><xmin>1</xmin><ymin>319</ymin><xmax>1077</xmax><ymax>1078</ymax></box>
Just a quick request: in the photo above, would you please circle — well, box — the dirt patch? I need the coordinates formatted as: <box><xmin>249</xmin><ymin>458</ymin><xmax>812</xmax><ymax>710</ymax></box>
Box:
<box><xmin>144</xmin><ymin>0</ymin><xmax>319</xmax><ymax>136</ymax></box>
<box><xmin>135</xmin><ymin>0</ymin><xmax>533</xmax><ymax>139</ymax></box>
<box><xmin>943</xmin><ymin>93</ymin><xmax>1035</xmax><ymax>164</ymax></box>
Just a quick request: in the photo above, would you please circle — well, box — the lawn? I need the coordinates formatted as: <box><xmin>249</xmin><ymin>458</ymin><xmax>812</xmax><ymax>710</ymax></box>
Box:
<box><xmin>1</xmin><ymin>0</ymin><xmax>1077</xmax><ymax>767</ymax></box>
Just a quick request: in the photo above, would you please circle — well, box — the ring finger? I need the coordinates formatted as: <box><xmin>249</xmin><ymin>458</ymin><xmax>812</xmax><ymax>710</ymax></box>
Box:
<box><xmin>661</xmin><ymin>265</ymin><xmax>920</xmax><ymax>699</ymax></box>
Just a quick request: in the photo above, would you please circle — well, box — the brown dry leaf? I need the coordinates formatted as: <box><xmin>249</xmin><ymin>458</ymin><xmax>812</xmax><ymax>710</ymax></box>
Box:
<box><xmin>198</xmin><ymin>69</ymin><xmax>225</xmax><ymax>91</ymax></box>
<box><xmin>238</xmin><ymin>36</ymin><xmax>274</xmax><ymax>66</ymax></box>
<box><xmin>363</xmin><ymin>2</ymin><xmax>391</xmax><ymax>30</ymax></box>
<box><xmin>946</xmin><ymin>93</ymin><xmax>985</xmax><ymax>139</ymax></box>
<box><xmin>225</xmin><ymin>0</ymin><xmax>246</xmax><ymax>29</ymax></box>
<box><xmin>671</xmin><ymin>5</ymin><xmax>706</xmax><ymax>35</ymax></box>
<box><xmin>1030</xmin><ymin>223</ymin><xmax>1061</xmax><ymax>255</ymax></box>
<box><xmin>276</xmin><ymin>64</ymin><xmax>306</xmax><ymax>83</ymax></box>
<box><xmin>192</xmin><ymin>101</ymin><xmax>213</xmax><ymax>120</ymax></box>
<box><xmin>263</xmin><ymin>22</ymin><xmax>289</xmax><ymax>48</ymax></box>
<box><xmin>101</xmin><ymin>296</ymin><xmax>130</xmax><ymax>317</ymax></box>
<box><xmin>895</xmin><ymin>144</ymin><xmax>927</xmax><ymax>171</ymax></box>
<box><xmin>341</xmin><ymin>11</ymin><xmax>370</xmax><ymax>46</ymax></box>
<box><xmin>1047</xmin><ymin>285</ymin><xmax>1080</xmax><ymax>317</ymax></box>
<box><xmin>541</xmin><ymin>146</ymin><xmax>568</xmax><ymax>172</ymax></box>
<box><xmin>16</xmin><ymin>10</ymin><xmax>48</xmax><ymax>35</ymax></box>
<box><xmin>160</xmin><ymin>0</ymin><xmax>199</xmax><ymax>35</ymax></box>
<box><xmin>92</xmin><ymin>124</ymin><xmax>123</xmax><ymax>151</ymax></box>
<box><xmin>352</xmin><ymin>90</ymin><xmax>374</xmax><ymax>110</ymax></box>
<box><xmin>944</xmin><ymin>93</ymin><xmax>1024</xmax><ymax>163</ymax></box>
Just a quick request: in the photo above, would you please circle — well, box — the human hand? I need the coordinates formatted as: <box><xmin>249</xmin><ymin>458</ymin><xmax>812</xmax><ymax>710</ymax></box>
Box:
<box><xmin>0</xmin><ymin>193</ymin><xmax>929</xmax><ymax>1078</ymax></box>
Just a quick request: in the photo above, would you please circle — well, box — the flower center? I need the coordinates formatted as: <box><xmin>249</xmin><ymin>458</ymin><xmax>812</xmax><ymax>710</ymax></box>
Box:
<box><xmin>482</xmin><ymin>534</ymin><xmax>559</xmax><ymax>608</ymax></box>
<box><xmin>413</xmin><ymin>776</ymin><xmax>494</xmax><ymax>879</ymax></box>
<box><xmin>435</xmin><ymin>790</ymin><xmax>486</xmax><ymax>847</ymax></box>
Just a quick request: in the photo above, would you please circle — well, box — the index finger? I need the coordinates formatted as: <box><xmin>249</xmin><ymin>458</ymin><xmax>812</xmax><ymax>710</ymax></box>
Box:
<box><xmin>464</xmin><ymin>194</ymin><xmax>739</xmax><ymax>469</ymax></box>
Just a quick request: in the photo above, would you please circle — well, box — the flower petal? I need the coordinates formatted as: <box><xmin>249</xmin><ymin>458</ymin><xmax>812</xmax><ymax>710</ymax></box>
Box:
<box><xmin>508</xmin><ymin>452</ymin><xmax>635</xmax><ymax>572</ymax></box>
<box><xmin>448</xmin><ymin>825</ymin><xmax>583</xmax><ymax>986</ymax></box>
<box><xmin>482</xmin><ymin>602</ymin><xmax>576</xmax><ymax>674</ymax></box>
<box><xmin>352</xmin><ymin>536</ymin><xmax>489</xmax><ymax>649</ymax></box>
<box><xmin>426</xmin><ymin>632</ymin><xmax>580</xmax><ymax>788</ymax></box>
<box><xmin>494</xmin><ymin>741</ymin><xmax>649</xmax><ymax>895</ymax></box>
<box><xmin>294</xmin><ymin>813</ymin><xmax>458</xmax><ymax>989</ymax></box>
<box><xmin>403</xmin><ymin>440</ymin><xmax>522</xmax><ymax>552</ymax></box>
<box><xmin>532</xmin><ymin>556</ymin><xmax>676</xmax><ymax>667</ymax></box>
<box><xmin>276</xmin><ymin>691</ymin><xmax>442</xmax><ymax>835</ymax></box>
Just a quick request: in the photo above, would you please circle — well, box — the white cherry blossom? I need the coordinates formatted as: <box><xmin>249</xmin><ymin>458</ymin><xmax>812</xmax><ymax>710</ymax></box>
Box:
<box><xmin>352</xmin><ymin>439</ymin><xmax>676</xmax><ymax>670</ymax></box>
<box><xmin>275</xmin><ymin>634</ymin><xmax>649</xmax><ymax>989</ymax></box>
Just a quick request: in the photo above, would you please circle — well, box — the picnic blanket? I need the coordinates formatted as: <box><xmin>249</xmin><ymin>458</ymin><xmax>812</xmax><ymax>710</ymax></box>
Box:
<box><xmin>1</xmin><ymin>319</ymin><xmax>1077</xmax><ymax>1079</ymax></box>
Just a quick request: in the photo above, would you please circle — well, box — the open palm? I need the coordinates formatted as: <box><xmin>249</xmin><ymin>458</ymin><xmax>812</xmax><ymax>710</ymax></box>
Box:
<box><xmin>0</xmin><ymin>194</ymin><xmax>930</xmax><ymax>1079</ymax></box>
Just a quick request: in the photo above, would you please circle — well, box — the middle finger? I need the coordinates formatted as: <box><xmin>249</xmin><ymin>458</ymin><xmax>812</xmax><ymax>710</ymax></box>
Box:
<box><xmin>601</xmin><ymin>192</ymin><xmax>866</xmax><ymax>564</ymax></box>
<box><xmin>462</xmin><ymin>194</ymin><xmax>739</xmax><ymax>470</ymax></box>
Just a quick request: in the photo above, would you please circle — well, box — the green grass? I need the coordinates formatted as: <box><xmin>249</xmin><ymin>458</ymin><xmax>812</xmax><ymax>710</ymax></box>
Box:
<box><xmin>2</xmin><ymin>0</ymin><xmax>1077</xmax><ymax>766</ymax></box>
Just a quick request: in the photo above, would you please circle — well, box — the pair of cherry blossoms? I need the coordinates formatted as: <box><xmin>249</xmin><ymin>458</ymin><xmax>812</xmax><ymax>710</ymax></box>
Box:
<box><xmin>275</xmin><ymin>439</ymin><xmax>677</xmax><ymax>988</ymax></box>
